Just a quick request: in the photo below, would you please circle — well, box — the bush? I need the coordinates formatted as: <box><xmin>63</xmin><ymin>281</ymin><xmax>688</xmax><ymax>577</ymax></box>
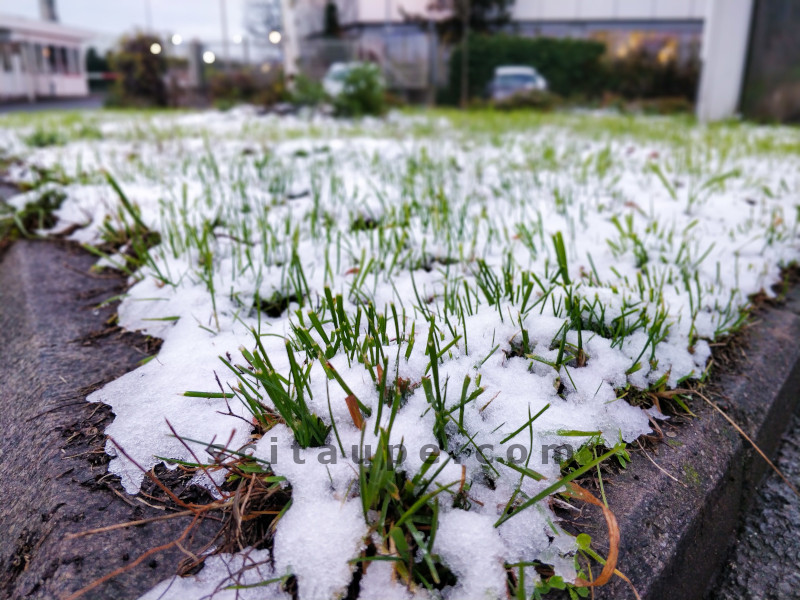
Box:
<box><xmin>209</xmin><ymin>69</ymin><xmax>287</xmax><ymax>108</ymax></box>
<box><xmin>212</xmin><ymin>98</ymin><xmax>238</xmax><ymax>112</ymax></box>
<box><xmin>493</xmin><ymin>89</ymin><xmax>563</xmax><ymax>111</ymax></box>
<box><xmin>607</xmin><ymin>49</ymin><xmax>700</xmax><ymax>101</ymax></box>
<box><xmin>334</xmin><ymin>63</ymin><xmax>386</xmax><ymax>117</ymax></box>
<box><xmin>384</xmin><ymin>91</ymin><xmax>407</xmax><ymax>110</ymax></box>
<box><xmin>107</xmin><ymin>34</ymin><xmax>167</xmax><ymax>107</ymax></box>
<box><xmin>209</xmin><ymin>70</ymin><xmax>260</xmax><ymax>104</ymax></box>
<box><xmin>636</xmin><ymin>96</ymin><xmax>694</xmax><ymax>115</ymax></box>
<box><xmin>291</xmin><ymin>74</ymin><xmax>327</xmax><ymax>107</ymax></box>
<box><xmin>449</xmin><ymin>35</ymin><xmax>606</xmax><ymax>102</ymax></box>
<box><xmin>254</xmin><ymin>78</ymin><xmax>288</xmax><ymax>107</ymax></box>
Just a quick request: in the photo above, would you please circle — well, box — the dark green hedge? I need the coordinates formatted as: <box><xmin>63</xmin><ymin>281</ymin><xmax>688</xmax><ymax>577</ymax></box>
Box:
<box><xmin>447</xmin><ymin>35</ymin><xmax>700</xmax><ymax>104</ymax></box>
<box><xmin>448</xmin><ymin>35</ymin><xmax>607</xmax><ymax>100</ymax></box>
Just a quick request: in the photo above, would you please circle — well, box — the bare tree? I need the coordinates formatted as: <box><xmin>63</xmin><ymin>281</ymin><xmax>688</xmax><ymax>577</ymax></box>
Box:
<box><xmin>460</xmin><ymin>0</ymin><xmax>469</xmax><ymax>108</ymax></box>
<box><xmin>417</xmin><ymin>0</ymin><xmax>513</xmax><ymax>40</ymax></box>
<box><xmin>245</xmin><ymin>0</ymin><xmax>283</xmax><ymax>41</ymax></box>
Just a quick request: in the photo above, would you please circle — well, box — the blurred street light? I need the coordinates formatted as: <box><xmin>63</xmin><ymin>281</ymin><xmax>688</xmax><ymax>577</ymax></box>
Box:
<box><xmin>150</xmin><ymin>42</ymin><xmax>162</xmax><ymax>55</ymax></box>
<box><xmin>268</xmin><ymin>30</ymin><xmax>282</xmax><ymax>44</ymax></box>
<box><xmin>171</xmin><ymin>34</ymin><xmax>183</xmax><ymax>45</ymax></box>
<box><xmin>233</xmin><ymin>34</ymin><xmax>243</xmax><ymax>44</ymax></box>
<box><xmin>203</xmin><ymin>51</ymin><xmax>216</xmax><ymax>64</ymax></box>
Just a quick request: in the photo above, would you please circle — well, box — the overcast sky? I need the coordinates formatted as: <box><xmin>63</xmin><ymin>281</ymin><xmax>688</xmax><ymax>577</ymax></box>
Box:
<box><xmin>4</xmin><ymin>0</ymin><xmax>248</xmax><ymax>46</ymax></box>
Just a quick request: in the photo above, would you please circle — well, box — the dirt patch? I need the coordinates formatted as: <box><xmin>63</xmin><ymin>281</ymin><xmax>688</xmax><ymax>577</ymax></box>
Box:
<box><xmin>0</xmin><ymin>241</ymin><xmax>217</xmax><ymax>600</ymax></box>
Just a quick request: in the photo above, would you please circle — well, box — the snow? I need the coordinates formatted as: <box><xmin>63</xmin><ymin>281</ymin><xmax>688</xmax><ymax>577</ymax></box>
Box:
<box><xmin>359</xmin><ymin>561</ymin><xmax>421</xmax><ymax>600</ymax></box>
<box><xmin>434</xmin><ymin>510</ymin><xmax>507</xmax><ymax>599</ymax></box>
<box><xmin>139</xmin><ymin>549</ymin><xmax>287</xmax><ymax>600</ymax></box>
<box><xmin>3</xmin><ymin>109</ymin><xmax>799</xmax><ymax>599</ymax></box>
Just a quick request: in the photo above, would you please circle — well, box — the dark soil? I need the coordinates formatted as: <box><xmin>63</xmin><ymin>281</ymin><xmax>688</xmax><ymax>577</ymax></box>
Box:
<box><xmin>0</xmin><ymin>241</ymin><xmax>217</xmax><ymax>600</ymax></box>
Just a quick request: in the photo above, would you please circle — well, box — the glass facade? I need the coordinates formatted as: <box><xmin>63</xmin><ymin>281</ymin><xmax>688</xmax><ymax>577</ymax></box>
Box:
<box><xmin>512</xmin><ymin>21</ymin><xmax>703</xmax><ymax>66</ymax></box>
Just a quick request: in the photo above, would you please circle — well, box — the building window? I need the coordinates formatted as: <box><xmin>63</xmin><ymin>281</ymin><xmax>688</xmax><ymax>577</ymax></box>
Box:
<box><xmin>38</xmin><ymin>44</ymin><xmax>47</xmax><ymax>72</ymax></box>
<box><xmin>14</xmin><ymin>44</ymin><xmax>25</xmax><ymax>72</ymax></box>
<box><xmin>1</xmin><ymin>44</ymin><xmax>11</xmax><ymax>72</ymax></box>
<box><xmin>48</xmin><ymin>45</ymin><xmax>58</xmax><ymax>73</ymax></box>
<box><xmin>71</xmin><ymin>48</ymin><xmax>81</xmax><ymax>74</ymax></box>
<box><xmin>59</xmin><ymin>47</ymin><xmax>68</xmax><ymax>73</ymax></box>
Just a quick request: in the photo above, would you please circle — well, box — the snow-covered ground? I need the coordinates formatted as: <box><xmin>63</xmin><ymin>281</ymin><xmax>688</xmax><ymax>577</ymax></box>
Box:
<box><xmin>2</xmin><ymin>108</ymin><xmax>799</xmax><ymax>599</ymax></box>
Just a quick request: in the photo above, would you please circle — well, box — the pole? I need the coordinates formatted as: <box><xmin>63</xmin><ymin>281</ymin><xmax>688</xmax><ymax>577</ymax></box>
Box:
<box><xmin>696</xmin><ymin>0</ymin><xmax>754</xmax><ymax>121</ymax></box>
<box><xmin>385</xmin><ymin>0</ymin><xmax>393</xmax><ymax>31</ymax></box>
<box><xmin>39</xmin><ymin>0</ymin><xmax>58</xmax><ymax>22</ymax></box>
<box><xmin>280</xmin><ymin>0</ymin><xmax>300</xmax><ymax>81</ymax></box>
<box><xmin>460</xmin><ymin>0</ymin><xmax>469</xmax><ymax>109</ymax></box>
<box><xmin>144</xmin><ymin>0</ymin><xmax>153</xmax><ymax>32</ymax></box>
<box><xmin>427</xmin><ymin>18</ymin><xmax>437</xmax><ymax>107</ymax></box>
<box><xmin>220</xmin><ymin>0</ymin><xmax>230</xmax><ymax>70</ymax></box>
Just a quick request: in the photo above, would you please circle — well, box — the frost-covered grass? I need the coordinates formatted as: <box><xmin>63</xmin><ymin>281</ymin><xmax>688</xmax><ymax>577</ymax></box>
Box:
<box><xmin>2</xmin><ymin>107</ymin><xmax>800</xmax><ymax>599</ymax></box>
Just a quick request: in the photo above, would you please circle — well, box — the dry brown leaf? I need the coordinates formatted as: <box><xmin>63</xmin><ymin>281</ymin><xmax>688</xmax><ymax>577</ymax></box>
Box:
<box><xmin>345</xmin><ymin>394</ymin><xmax>364</xmax><ymax>429</ymax></box>
<box><xmin>570</xmin><ymin>482</ymin><xmax>642</xmax><ymax>599</ymax></box>
<box><xmin>570</xmin><ymin>482</ymin><xmax>619</xmax><ymax>588</ymax></box>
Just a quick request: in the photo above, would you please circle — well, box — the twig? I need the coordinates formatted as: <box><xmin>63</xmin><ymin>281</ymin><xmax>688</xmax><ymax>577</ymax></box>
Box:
<box><xmin>165</xmin><ymin>419</ymin><xmax>226</xmax><ymax>498</ymax></box>
<box><xmin>694</xmin><ymin>391</ymin><xmax>800</xmax><ymax>500</ymax></box>
<box><xmin>107</xmin><ymin>437</ymin><xmax>194</xmax><ymax>509</ymax></box>
<box><xmin>64</xmin><ymin>516</ymin><xmax>200</xmax><ymax>600</ymax></box>
<box><xmin>65</xmin><ymin>510</ymin><xmax>195</xmax><ymax>540</ymax></box>
<box><xmin>636</xmin><ymin>439</ymin><xmax>687</xmax><ymax>488</ymax></box>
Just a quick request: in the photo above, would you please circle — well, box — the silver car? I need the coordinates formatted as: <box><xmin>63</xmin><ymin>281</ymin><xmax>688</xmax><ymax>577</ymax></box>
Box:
<box><xmin>488</xmin><ymin>66</ymin><xmax>548</xmax><ymax>102</ymax></box>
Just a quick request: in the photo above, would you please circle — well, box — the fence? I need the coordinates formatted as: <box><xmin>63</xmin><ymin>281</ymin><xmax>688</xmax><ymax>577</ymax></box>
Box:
<box><xmin>299</xmin><ymin>28</ymin><xmax>443</xmax><ymax>92</ymax></box>
<box><xmin>86</xmin><ymin>28</ymin><xmax>451</xmax><ymax>100</ymax></box>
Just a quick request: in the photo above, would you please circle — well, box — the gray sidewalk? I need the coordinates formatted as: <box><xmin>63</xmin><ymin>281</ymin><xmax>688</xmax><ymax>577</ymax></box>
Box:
<box><xmin>0</xmin><ymin>94</ymin><xmax>105</xmax><ymax>114</ymax></box>
<box><xmin>709</xmin><ymin>412</ymin><xmax>800</xmax><ymax>599</ymax></box>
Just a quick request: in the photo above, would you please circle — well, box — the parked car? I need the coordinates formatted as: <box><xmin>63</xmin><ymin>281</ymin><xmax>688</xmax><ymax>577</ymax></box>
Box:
<box><xmin>322</xmin><ymin>62</ymin><xmax>384</xmax><ymax>98</ymax></box>
<box><xmin>487</xmin><ymin>66</ymin><xmax>548</xmax><ymax>102</ymax></box>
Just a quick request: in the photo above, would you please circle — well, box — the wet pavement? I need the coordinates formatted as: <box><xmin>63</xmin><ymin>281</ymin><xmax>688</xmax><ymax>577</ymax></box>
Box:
<box><xmin>0</xmin><ymin>94</ymin><xmax>105</xmax><ymax>114</ymax></box>
<box><xmin>708</xmin><ymin>412</ymin><xmax>800</xmax><ymax>600</ymax></box>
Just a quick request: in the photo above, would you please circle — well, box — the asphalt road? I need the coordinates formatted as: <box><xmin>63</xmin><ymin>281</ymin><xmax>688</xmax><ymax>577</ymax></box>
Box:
<box><xmin>0</xmin><ymin>94</ymin><xmax>105</xmax><ymax>114</ymax></box>
<box><xmin>709</xmin><ymin>411</ymin><xmax>800</xmax><ymax>599</ymax></box>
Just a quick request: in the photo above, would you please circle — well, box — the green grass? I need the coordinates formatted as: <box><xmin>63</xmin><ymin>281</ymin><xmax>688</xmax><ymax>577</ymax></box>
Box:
<box><xmin>3</xmin><ymin>106</ymin><xmax>799</xmax><ymax>598</ymax></box>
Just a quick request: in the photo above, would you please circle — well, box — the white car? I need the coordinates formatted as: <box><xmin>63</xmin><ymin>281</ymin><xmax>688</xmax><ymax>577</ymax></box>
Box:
<box><xmin>488</xmin><ymin>66</ymin><xmax>548</xmax><ymax>101</ymax></box>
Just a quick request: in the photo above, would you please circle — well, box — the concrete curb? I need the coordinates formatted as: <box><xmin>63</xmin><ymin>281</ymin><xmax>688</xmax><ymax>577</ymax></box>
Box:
<box><xmin>590</xmin><ymin>286</ymin><xmax>800</xmax><ymax>599</ymax></box>
<box><xmin>0</xmin><ymin>241</ymin><xmax>215</xmax><ymax>600</ymax></box>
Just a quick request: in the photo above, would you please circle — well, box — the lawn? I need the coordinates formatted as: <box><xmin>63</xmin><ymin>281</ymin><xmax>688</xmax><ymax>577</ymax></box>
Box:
<box><xmin>1</xmin><ymin>107</ymin><xmax>799</xmax><ymax>600</ymax></box>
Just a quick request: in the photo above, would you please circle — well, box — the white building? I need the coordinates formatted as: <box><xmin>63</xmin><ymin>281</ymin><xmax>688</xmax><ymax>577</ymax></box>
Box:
<box><xmin>317</xmin><ymin>0</ymin><xmax>710</xmax><ymax>61</ymax></box>
<box><xmin>511</xmin><ymin>0</ymin><xmax>707</xmax><ymax>62</ymax></box>
<box><xmin>0</xmin><ymin>13</ymin><xmax>93</xmax><ymax>102</ymax></box>
<box><xmin>305</xmin><ymin>0</ymin><xmax>708</xmax><ymax>31</ymax></box>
